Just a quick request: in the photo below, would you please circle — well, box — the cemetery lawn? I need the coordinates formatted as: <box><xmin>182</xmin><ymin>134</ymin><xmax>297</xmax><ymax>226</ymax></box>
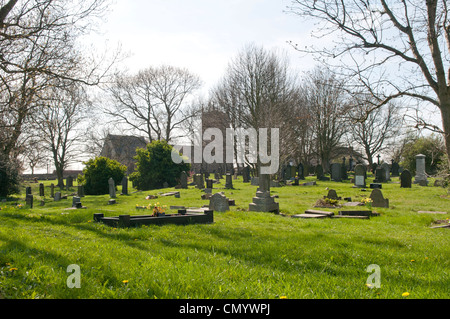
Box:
<box><xmin>0</xmin><ymin>177</ymin><xmax>449</xmax><ymax>299</ymax></box>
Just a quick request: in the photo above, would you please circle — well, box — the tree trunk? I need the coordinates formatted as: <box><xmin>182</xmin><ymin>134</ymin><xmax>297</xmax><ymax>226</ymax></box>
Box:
<box><xmin>440</xmin><ymin>101</ymin><xmax>450</xmax><ymax>170</ymax></box>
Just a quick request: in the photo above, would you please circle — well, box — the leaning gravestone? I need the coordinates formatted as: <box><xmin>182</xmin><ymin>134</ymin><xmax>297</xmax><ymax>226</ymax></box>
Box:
<box><xmin>354</xmin><ymin>164</ymin><xmax>366</xmax><ymax>188</ymax></box>
<box><xmin>414</xmin><ymin>154</ymin><xmax>428</xmax><ymax>186</ymax></box>
<box><xmin>209</xmin><ymin>192</ymin><xmax>229</xmax><ymax>212</ymax></box>
<box><xmin>370</xmin><ymin>189</ymin><xmax>389</xmax><ymax>208</ymax></box>
<box><xmin>331</xmin><ymin>163</ymin><xmax>342</xmax><ymax>182</ymax></box>
<box><xmin>108</xmin><ymin>178</ymin><xmax>116</xmax><ymax>198</ymax></box>
<box><xmin>400</xmin><ymin>169</ymin><xmax>412</xmax><ymax>188</ymax></box>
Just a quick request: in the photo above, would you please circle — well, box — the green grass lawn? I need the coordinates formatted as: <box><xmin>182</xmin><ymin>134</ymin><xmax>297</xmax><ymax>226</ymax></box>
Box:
<box><xmin>0</xmin><ymin>175</ymin><xmax>449</xmax><ymax>299</ymax></box>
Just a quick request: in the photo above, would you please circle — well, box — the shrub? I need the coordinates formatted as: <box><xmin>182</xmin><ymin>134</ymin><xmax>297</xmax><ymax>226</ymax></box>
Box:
<box><xmin>79</xmin><ymin>157</ymin><xmax>127</xmax><ymax>195</ymax></box>
<box><xmin>400</xmin><ymin>135</ymin><xmax>446</xmax><ymax>175</ymax></box>
<box><xmin>129</xmin><ymin>140</ymin><xmax>190</xmax><ymax>190</ymax></box>
<box><xmin>0</xmin><ymin>155</ymin><xmax>21</xmax><ymax>198</ymax></box>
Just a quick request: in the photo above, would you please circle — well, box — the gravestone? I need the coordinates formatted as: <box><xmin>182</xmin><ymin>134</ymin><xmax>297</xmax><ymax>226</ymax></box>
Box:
<box><xmin>214</xmin><ymin>172</ymin><xmax>220</xmax><ymax>181</ymax></box>
<box><xmin>243</xmin><ymin>166</ymin><xmax>250</xmax><ymax>183</ymax></box>
<box><xmin>121</xmin><ymin>176</ymin><xmax>128</xmax><ymax>195</ymax></box>
<box><xmin>325</xmin><ymin>189</ymin><xmax>340</xmax><ymax>200</ymax></box>
<box><xmin>251</xmin><ymin>176</ymin><xmax>259</xmax><ymax>186</ymax></box>
<box><xmin>66</xmin><ymin>176</ymin><xmax>73</xmax><ymax>188</ymax></box>
<box><xmin>50</xmin><ymin>184</ymin><xmax>55</xmax><ymax>198</ymax></box>
<box><xmin>72</xmin><ymin>196</ymin><xmax>81</xmax><ymax>208</ymax></box>
<box><xmin>374</xmin><ymin>166</ymin><xmax>386</xmax><ymax>183</ymax></box>
<box><xmin>54</xmin><ymin>192</ymin><xmax>62</xmax><ymax>202</ymax></box>
<box><xmin>195</xmin><ymin>174</ymin><xmax>204</xmax><ymax>189</ymax></box>
<box><xmin>370</xmin><ymin>189</ymin><xmax>389</xmax><ymax>208</ymax></box>
<box><xmin>315</xmin><ymin>165</ymin><xmax>324</xmax><ymax>180</ymax></box>
<box><xmin>297</xmin><ymin>163</ymin><xmax>305</xmax><ymax>180</ymax></box>
<box><xmin>39</xmin><ymin>183</ymin><xmax>45</xmax><ymax>197</ymax></box>
<box><xmin>400</xmin><ymin>169</ymin><xmax>412</xmax><ymax>188</ymax></box>
<box><xmin>26</xmin><ymin>194</ymin><xmax>33</xmax><ymax>208</ymax></box>
<box><xmin>209</xmin><ymin>192</ymin><xmax>229</xmax><ymax>212</ymax></box>
<box><xmin>26</xmin><ymin>187</ymin><xmax>32</xmax><ymax>197</ymax></box>
<box><xmin>249</xmin><ymin>174</ymin><xmax>279</xmax><ymax>213</ymax></box>
<box><xmin>206</xmin><ymin>178</ymin><xmax>213</xmax><ymax>189</ymax></box>
<box><xmin>108</xmin><ymin>177</ymin><xmax>116</xmax><ymax>198</ymax></box>
<box><xmin>414</xmin><ymin>154</ymin><xmax>428</xmax><ymax>186</ymax></box>
<box><xmin>331</xmin><ymin>163</ymin><xmax>342</xmax><ymax>182</ymax></box>
<box><xmin>381</xmin><ymin>162</ymin><xmax>390</xmax><ymax>181</ymax></box>
<box><xmin>341</xmin><ymin>158</ymin><xmax>348</xmax><ymax>180</ymax></box>
<box><xmin>162</xmin><ymin>182</ymin><xmax>169</xmax><ymax>188</ymax></box>
<box><xmin>354</xmin><ymin>164</ymin><xmax>366</xmax><ymax>188</ymax></box>
<box><xmin>391</xmin><ymin>160</ymin><xmax>400</xmax><ymax>177</ymax></box>
<box><xmin>180</xmin><ymin>171</ymin><xmax>188</xmax><ymax>189</ymax></box>
<box><xmin>225</xmin><ymin>174</ymin><xmax>233</xmax><ymax>189</ymax></box>
<box><xmin>77</xmin><ymin>185</ymin><xmax>85</xmax><ymax>197</ymax></box>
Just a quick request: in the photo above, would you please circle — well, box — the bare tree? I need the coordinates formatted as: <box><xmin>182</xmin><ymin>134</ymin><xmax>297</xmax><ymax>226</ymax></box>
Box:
<box><xmin>287</xmin><ymin>0</ymin><xmax>450</xmax><ymax>168</ymax></box>
<box><xmin>106</xmin><ymin>65</ymin><xmax>202</xmax><ymax>143</ymax></box>
<box><xmin>33</xmin><ymin>83</ymin><xmax>88</xmax><ymax>187</ymax></box>
<box><xmin>0</xmin><ymin>0</ymin><xmax>117</xmax><ymax>159</ymax></box>
<box><xmin>210</xmin><ymin>44</ymin><xmax>301</xmax><ymax>174</ymax></box>
<box><xmin>300</xmin><ymin>67</ymin><xmax>349</xmax><ymax>172</ymax></box>
<box><xmin>349</xmin><ymin>97</ymin><xmax>403</xmax><ymax>167</ymax></box>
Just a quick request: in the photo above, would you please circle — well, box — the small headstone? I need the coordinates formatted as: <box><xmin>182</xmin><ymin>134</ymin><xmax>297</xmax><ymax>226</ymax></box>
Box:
<box><xmin>249</xmin><ymin>173</ymin><xmax>279</xmax><ymax>213</ymax></box>
<box><xmin>26</xmin><ymin>194</ymin><xmax>33</xmax><ymax>208</ymax></box>
<box><xmin>26</xmin><ymin>186</ymin><xmax>32</xmax><ymax>196</ymax></box>
<box><xmin>297</xmin><ymin>163</ymin><xmax>305</xmax><ymax>180</ymax></box>
<box><xmin>206</xmin><ymin>178</ymin><xmax>213</xmax><ymax>189</ymax></box>
<box><xmin>370</xmin><ymin>183</ymin><xmax>382</xmax><ymax>189</ymax></box>
<box><xmin>414</xmin><ymin>154</ymin><xmax>428</xmax><ymax>186</ymax></box>
<box><xmin>225</xmin><ymin>174</ymin><xmax>233</xmax><ymax>189</ymax></box>
<box><xmin>325</xmin><ymin>189</ymin><xmax>340</xmax><ymax>200</ymax></box>
<box><xmin>195</xmin><ymin>174</ymin><xmax>204</xmax><ymax>189</ymax></box>
<box><xmin>72</xmin><ymin>196</ymin><xmax>81</xmax><ymax>208</ymax></box>
<box><xmin>400</xmin><ymin>169</ymin><xmax>412</xmax><ymax>188</ymax></box>
<box><xmin>54</xmin><ymin>192</ymin><xmax>62</xmax><ymax>202</ymax></box>
<box><xmin>108</xmin><ymin>199</ymin><xmax>116</xmax><ymax>205</ymax></box>
<box><xmin>370</xmin><ymin>189</ymin><xmax>389</xmax><ymax>208</ymax></box>
<box><xmin>39</xmin><ymin>183</ymin><xmax>45</xmax><ymax>197</ymax></box>
<box><xmin>108</xmin><ymin>178</ymin><xmax>116</xmax><ymax>198</ymax></box>
<box><xmin>121</xmin><ymin>176</ymin><xmax>128</xmax><ymax>195</ymax></box>
<box><xmin>66</xmin><ymin>176</ymin><xmax>73</xmax><ymax>188</ymax></box>
<box><xmin>315</xmin><ymin>165</ymin><xmax>324</xmax><ymax>180</ymax></box>
<box><xmin>391</xmin><ymin>161</ymin><xmax>400</xmax><ymax>177</ymax></box>
<box><xmin>180</xmin><ymin>171</ymin><xmax>188</xmax><ymax>189</ymax></box>
<box><xmin>50</xmin><ymin>184</ymin><xmax>55</xmax><ymax>198</ymax></box>
<box><xmin>381</xmin><ymin>162</ymin><xmax>391</xmax><ymax>181</ymax></box>
<box><xmin>77</xmin><ymin>185</ymin><xmax>85</xmax><ymax>198</ymax></box>
<box><xmin>331</xmin><ymin>163</ymin><xmax>342</xmax><ymax>182</ymax></box>
<box><xmin>243</xmin><ymin>166</ymin><xmax>250</xmax><ymax>183</ymax></box>
<box><xmin>354</xmin><ymin>164</ymin><xmax>366</xmax><ymax>188</ymax></box>
<box><xmin>209</xmin><ymin>192</ymin><xmax>230</xmax><ymax>212</ymax></box>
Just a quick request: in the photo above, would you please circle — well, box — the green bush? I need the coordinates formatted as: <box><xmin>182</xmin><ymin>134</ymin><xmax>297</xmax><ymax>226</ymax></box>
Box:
<box><xmin>130</xmin><ymin>140</ymin><xmax>190</xmax><ymax>191</ymax></box>
<box><xmin>400</xmin><ymin>135</ymin><xmax>446</xmax><ymax>175</ymax></box>
<box><xmin>0</xmin><ymin>155</ymin><xmax>21</xmax><ymax>198</ymax></box>
<box><xmin>79</xmin><ymin>157</ymin><xmax>127</xmax><ymax>195</ymax></box>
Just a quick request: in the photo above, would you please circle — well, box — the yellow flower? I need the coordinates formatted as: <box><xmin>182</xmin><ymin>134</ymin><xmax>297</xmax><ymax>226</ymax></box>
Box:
<box><xmin>122</xmin><ymin>280</ymin><xmax>129</xmax><ymax>284</ymax></box>
<box><xmin>280</xmin><ymin>296</ymin><xmax>287</xmax><ymax>299</ymax></box>
<box><xmin>402</xmin><ymin>292</ymin><xmax>410</xmax><ymax>297</ymax></box>
<box><xmin>9</xmin><ymin>268</ymin><xmax>18</xmax><ymax>271</ymax></box>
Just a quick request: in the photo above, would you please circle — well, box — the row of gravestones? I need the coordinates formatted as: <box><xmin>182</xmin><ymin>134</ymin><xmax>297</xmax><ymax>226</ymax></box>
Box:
<box><xmin>353</xmin><ymin>164</ymin><xmax>414</xmax><ymax>188</ymax></box>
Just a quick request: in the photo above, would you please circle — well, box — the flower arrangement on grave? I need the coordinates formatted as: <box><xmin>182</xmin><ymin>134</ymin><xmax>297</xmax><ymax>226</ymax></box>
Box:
<box><xmin>361</xmin><ymin>198</ymin><xmax>373</xmax><ymax>209</ymax></box>
<box><xmin>151</xmin><ymin>202</ymin><xmax>166</xmax><ymax>217</ymax></box>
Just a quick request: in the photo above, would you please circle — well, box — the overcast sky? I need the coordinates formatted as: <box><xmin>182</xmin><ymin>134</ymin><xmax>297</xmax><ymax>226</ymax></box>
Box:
<box><xmin>91</xmin><ymin>0</ymin><xmax>315</xmax><ymax>93</ymax></box>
